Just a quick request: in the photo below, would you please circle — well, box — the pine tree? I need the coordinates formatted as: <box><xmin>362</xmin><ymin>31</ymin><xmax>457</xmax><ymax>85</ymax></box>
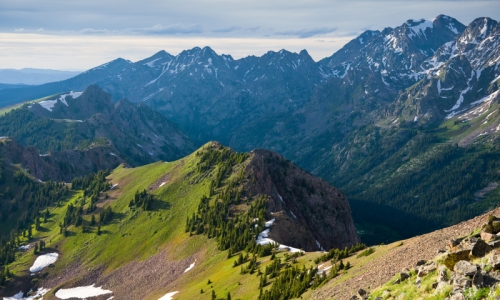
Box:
<box><xmin>227</xmin><ymin>292</ymin><xmax>231</xmax><ymax>300</ymax></box>
<box><xmin>211</xmin><ymin>290</ymin><xmax>216</xmax><ymax>300</ymax></box>
<box><xmin>34</xmin><ymin>243</ymin><xmax>38</xmax><ymax>254</ymax></box>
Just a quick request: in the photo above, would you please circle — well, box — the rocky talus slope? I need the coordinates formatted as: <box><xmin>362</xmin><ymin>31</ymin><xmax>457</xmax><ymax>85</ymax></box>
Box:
<box><xmin>307</xmin><ymin>206</ymin><xmax>500</xmax><ymax>299</ymax></box>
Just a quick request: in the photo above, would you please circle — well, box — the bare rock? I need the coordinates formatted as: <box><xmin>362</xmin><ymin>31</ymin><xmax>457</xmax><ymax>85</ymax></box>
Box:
<box><xmin>453</xmin><ymin>276</ymin><xmax>472</xmax><ymax>290</ymax></box>
<box><xmin>400</xmin><ymin>271</ymin><xmax>410</xmax><ymax>281</ymax></box>
<box><xmin>472</xmin><ymin>270</ymin><xmax>483</xmax><ymax>288</ymax></box>
<box><xmin>415</xmin><ymin>260</ymin><xmax>427</xmax><ymax>267</ymax></box>
<box><xmin>449</xmin><ymin>238</ymin><xmax>464</xmax><ymax>249</ymax></box>
<box><xmin>357</xmin><ymin>288</ymin><xmax>368</xmax><ymax>300</ymax></box>
<box><xmin>450</xmin><ymin>293</ymin><xmax>466</xmax><ymax>300</ymax></box>
<box><xmin>444</xmin><ymin>250</ymin><xmax>471</xmax><ymax>270</ymax></box>
<box><xmin>454</xmin><ymin>260</ymin><xmax>478</xmax><ymax>276</ymax></box>
<box><xmin>438</xmin><ymin>266</ymin><xmax>448</xmax><ymax>282</ymax></box>
<box><xmin>481</xmin><ymin>231</ymin><xmax>496</xmax><ymax>242</ymax></box>
<box><xmin>470</xmin><ymin>239</ymin><xmax>492</xmax><ymax>258</ymax></box>
<box><xmin>488</xmin><ymin>253</ymin><xmax>500</xmax><ymax>270</ymax></box>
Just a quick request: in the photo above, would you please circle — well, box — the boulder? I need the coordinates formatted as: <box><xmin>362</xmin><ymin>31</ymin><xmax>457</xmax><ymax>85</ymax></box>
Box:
<box><xmin>443</xmin><ymin>249</ymin><xmax>471</xmax><ymax>270</ymax></box>
<box><xmin>450</xmin><ymin>293</ymin><xmax>466</xmax><ymax>300</ymax></box>
<box><xmin>357</xmin><ymin>288</ymin><xmax>368</xmax><ymax>300</ymax></box>
<box><xmin>472</xmin><ymin>270</ymin><xmax>483</xmax><ymax>288</ymax></box>
<box><xmin>415</xmin><ymin>259</ymin><xmax>427</xmax><ymax>267</ymax></box>
<box><xmin>488</xmin><ymin>253</ymin><xmax>500</xmax><ymax>270</ymax></box>
<box><xmin>481</xmin><ymin>231</ymin><xmax>496</xmax><ymax>242</ymax></box>
<box><xmin>400</xmin><ymin>271</ymin><xmax>410</xmax><ymax>281</ymax></box>
<box><xmin>470</xmin><ymin>239</ymin><xmax>492</xmax><ymax>258</ymax></box>
<box><xmin>454</xmin><ymin>261</ymin><xmax>478</xmax><ymax>276</ymax></box>
<box><xmin>453</xmin><ymin>276</ymin><xmax>472</xmax><ymax>290</ymax></box>
<box><xmin>449</xmin><ymin>238</ymin><xmax>464</xmax><ymax>249</ymax></box>
<box><xmin>489</xmin><ymin>240</ymin><xmax>500</xmax><ymax>249</ymax></box>
<box><xmin>438</xmin><ymin>266</ymin><xmax>448</xmax><ymax>283</ymax></box>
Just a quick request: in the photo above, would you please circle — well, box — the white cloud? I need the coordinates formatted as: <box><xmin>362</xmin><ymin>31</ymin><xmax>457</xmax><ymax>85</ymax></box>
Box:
<box><xmin>130</xmin><ymin>24</ymin><xmax>203</xmax><ymax>35</ymax></box>
<box><xmin>275</xmin><ymin>27</ymin><xmax>338</xmax><ymax>38</ymax></box>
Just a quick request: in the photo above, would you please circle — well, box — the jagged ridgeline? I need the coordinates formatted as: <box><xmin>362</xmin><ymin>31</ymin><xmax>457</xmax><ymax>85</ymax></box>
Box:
<box><xmin>0</xmin><ymin>142</ymin><xmax>360</xmax><ymax>299</ymax></box>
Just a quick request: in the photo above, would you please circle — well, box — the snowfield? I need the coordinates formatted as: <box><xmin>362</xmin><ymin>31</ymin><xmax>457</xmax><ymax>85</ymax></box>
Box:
<box><xmin>158</xmin><ymin>291</ymin><xmax>179</xmax><ymax>300</ymax></box>
<box><xmin>54</xmin><ymin>284</ymin><xmax>112</xmax><ymax>299</ymax></box>
<box><xmin>29</xmin><ymin>253</ymin><xmax>59</xmax><ymax>273</ymax></box>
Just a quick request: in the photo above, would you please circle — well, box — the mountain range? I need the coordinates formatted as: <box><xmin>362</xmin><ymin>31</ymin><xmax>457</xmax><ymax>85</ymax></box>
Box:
<box><xmin>1</xmin><ymin>14</ymin><xmax>500</xmax><ymax>242</ymax></box>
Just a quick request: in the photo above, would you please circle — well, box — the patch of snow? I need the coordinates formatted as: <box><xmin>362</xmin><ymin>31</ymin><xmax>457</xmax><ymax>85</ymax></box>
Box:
<box><xmin>4</xmin><ymin>288</ymin><xmax>50</xmax><ymax>300</ymax></box>
<box><xmin>406</xmin><ymin>19</ymin><xmax>433</xmax><ymax>39</ymax></box>
<box><xmin>19</xmin><ymin>244</ymin><xmax>31</xmax><ymax>251</ymax></box>
<box><xmin>38</xmin><ymin>92</ymin><xmax>82</xmax><ymax>111</ymax></box>
<box><xmin>55</xmin><ymin>284</ymin><xmax>112</xmax><ymax>299</ymax></box>
<box><xmin>278</xmin><ymin>194</ymin><xmax>284</xmax><ymax>203</ymax></box>
<box><xmin>136</xmin><ymin>144</ymin><xmax>143</xmax><ymax>148</ymax></box>
<box><xmin>158</xmin><ymin>291</ymin><xmax>179</xmax><ymax>300</ymax></box>
<box><xmin>184</xmin><ymin>261</ymin><xmax>195</xmax><ymax>273</ymax></box>
<box><xmin>144</xmin><ymin>58</ymin><xmax>161</xmax><ymax>67</ymax></box>
<box><xmin>414</xmin><ymin>116</ymin><xmax>419</xmax><ymax>122</ymax></box>
<box><xmin>265</xmin><ymin>219</ymin><xmax>275</xmax><ymax>227</ymax></box>
<box><xmin>445</xmin><ymin>74</ymin><xmax>474</xmax><ymax>113</ymax></box>
<box><xmin>30</xmin><ymin>253</ymin><xmax>58</xmax><ymax>273</ymax></box>
<box><xmin>0</xmin><ymin>136</ymin><xmax>9</xmax><ymax>139</ymax></box>
<box><xmin>290</xmin><ymin>211</ymin><xmax>297</xmax><ymax>219</ymax></box>
<box><xmin>159</xmin><ymin>182</ymin><xmax>166</xmax><ymax>187</ymax></box>
<box><xmin>109</xmin><ymin>152</ymin><xmax>117</xmax><ymax>157</ymax></box>
<box><xmin>256</xmin><ymin>221</ymin><xmax>303</xmax><ymax>253</ymax></box>
<box><xmin>316</xmin><ymin>240</ymin><xmax>325</xmax><ymax>251</ymax></box>
<box><xmin>110</xmin><ymin>183</ymin><xmax>118</xmax><ymax>190</ymax></box>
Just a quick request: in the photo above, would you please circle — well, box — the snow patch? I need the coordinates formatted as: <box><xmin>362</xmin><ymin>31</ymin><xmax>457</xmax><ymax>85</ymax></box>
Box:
<box><xmin>184</xmin><ymin>261</ymin><xmax>195</xmax><ymax>273</ymax></box>
<box><xmin>4</xmin><ymin>288</ymin><xmax>50</xmax><ymax>300</ymax></box>
<box><xmin>55</xmin><ymin>284</ymin><xmax>112</xmax><ymax>299</ymax></box>
<box><xmin>256</xmin><ymin>221</ymin><xmax>303</xmax><ymax>253</ymax></box>
<box><xmin>37</xmin><ymin>91</ymin><xmax>82</xmax><ymax>111</ymax></box>
<box><xmin>265</xmin><ymin>219</ymin><xmax>275</xmax><ymax>227</ymax></box>
<box><xmin>110</xmin><ymin>183</ymin><xmax>118</xmax><ymax>190</ymax></box>
<box><xmin>158</xmin><ymin>291</ymin><xmax>179</xmax><ymax>300</ymax></box>
<box><xmin>109</xmin><ymin>152</ymin><xmax>117</xmax><ymax>157</ymax></box>
<box><xmin>159</xmin><ymin>182</ymin><xmax>166</xmax><ymax>187</ymax></box>
<box><xmin>290</xmin><ymin>211</ymin><xmax>297</xmax><ymax>219</ymax></box>
<box><xmin>29</xmin><ymin>253</ymin><xmax>58</xmax><ymax>273</ymax></box>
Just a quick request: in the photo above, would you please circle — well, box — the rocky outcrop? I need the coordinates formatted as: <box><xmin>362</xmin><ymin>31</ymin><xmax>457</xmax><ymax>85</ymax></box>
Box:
<box><xmin>244</xmin><ymin>148</ymin><xmax>360</xmax><ymax>251</ymax></box>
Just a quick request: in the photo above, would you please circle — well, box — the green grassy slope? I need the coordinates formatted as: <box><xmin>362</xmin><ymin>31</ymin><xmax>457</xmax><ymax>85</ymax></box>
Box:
<box><xmin>2</xmin><ymin>142</ymin><xmax>360</xmax><ymax>300</ymax></box>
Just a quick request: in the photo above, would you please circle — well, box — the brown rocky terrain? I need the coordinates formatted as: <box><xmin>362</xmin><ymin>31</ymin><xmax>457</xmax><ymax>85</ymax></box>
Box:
<box><xmin>308</xmin><ymin>206</ymin><xmax>500</xmax><ymax>299</ymax></box>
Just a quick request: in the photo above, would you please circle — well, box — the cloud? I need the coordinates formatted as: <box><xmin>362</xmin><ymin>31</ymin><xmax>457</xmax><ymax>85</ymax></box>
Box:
<box><xmin>80</xmin><ymin>28</ymin><xmax>109</xmax><ymax>34</ymax></box>
<box><xmin>131</xmin><ymin>24</ymin><xmax>203</xmax><ymax>35</ymax></box>
<box><xmin>275</xmin><ymin>27</ymin><xmax>338</xmax><ymax>38</ymax></box>
<box><xmin>212</xmin><ymin>26</ymin><xmax>242</xmax><ymax>33</ymax></box>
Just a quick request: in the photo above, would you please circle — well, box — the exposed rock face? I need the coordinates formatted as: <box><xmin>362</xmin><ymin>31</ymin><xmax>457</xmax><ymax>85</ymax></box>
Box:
<box><xmin>1</xmin><ymin>138</ymin><xmax>124</xmax><ymax>181</ymax></box>
<box><xmin>244</xmin><ymin>148</ymin><xmax>360</xmax><ymax>251</ymax></box>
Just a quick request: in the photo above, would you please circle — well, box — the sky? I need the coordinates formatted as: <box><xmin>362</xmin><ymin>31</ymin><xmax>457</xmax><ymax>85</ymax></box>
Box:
<box><xmin>0</xmin><ymin>0</ymin><xmax>499</xmax><ymax>71</ymax></box>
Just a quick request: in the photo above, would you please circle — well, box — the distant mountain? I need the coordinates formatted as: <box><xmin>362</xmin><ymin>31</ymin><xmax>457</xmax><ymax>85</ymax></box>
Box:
<box><xmin>0</xmin><ymin>68</ymin><xmax>80</xmax><ymax>85</ymax></box>
<box><xmin>0</xmin><ymin>85</ymin><xmax>195</xmax><ymax>167</ymax></box>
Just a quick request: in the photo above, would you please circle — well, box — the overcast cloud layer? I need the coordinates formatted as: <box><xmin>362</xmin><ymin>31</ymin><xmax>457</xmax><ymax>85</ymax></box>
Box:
<box><xmin>1</xmin><ymin>0</ymin><xmax>499</xmax><ymax>70</ymax></box>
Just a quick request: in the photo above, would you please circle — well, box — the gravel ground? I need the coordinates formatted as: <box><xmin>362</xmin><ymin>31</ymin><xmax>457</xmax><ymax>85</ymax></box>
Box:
<box><xmin>309</xmin><ymin>207</ymin><xmax>500</xmax><ymax>299</ymax></box>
